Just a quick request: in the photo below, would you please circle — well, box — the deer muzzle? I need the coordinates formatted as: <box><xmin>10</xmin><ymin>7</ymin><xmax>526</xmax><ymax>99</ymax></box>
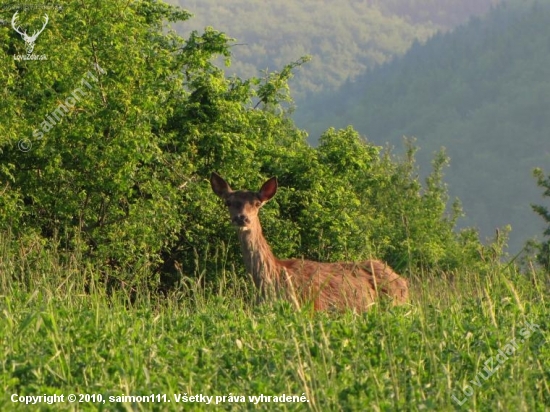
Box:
<box><xmin>232</xmin><ymin>214</ymin><xmax>250</xmax><ymax>227</ymax></box>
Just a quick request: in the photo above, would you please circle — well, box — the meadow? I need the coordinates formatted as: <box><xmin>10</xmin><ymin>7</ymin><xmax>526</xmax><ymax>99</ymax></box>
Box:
<box><xmin>0</xmin><ymin>231</ymin><xmax>548</xmax><ymax>411</ymax></box>
<box><xmin>2</xmin><ymin>1</ymin><xmax>549</xmax><ymax>410</ymax></box>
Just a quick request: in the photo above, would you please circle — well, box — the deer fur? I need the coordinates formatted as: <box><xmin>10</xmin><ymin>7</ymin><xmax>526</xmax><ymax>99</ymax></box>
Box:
<box><xmin>210</xmin><ymin>172</ymin><xmax>409</xmax><ymax>311</ymax></box>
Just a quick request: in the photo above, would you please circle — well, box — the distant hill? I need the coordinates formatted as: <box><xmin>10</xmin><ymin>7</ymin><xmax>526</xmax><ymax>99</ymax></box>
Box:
<box><xmin>295</xmin><ymin>1</ymin><xmax>550</xmax><ymax>252</ymax></box>
<box><xmin>169</xmin><ymin>0</ymin><xmax>499</xmax><ymax>98</ymax></box>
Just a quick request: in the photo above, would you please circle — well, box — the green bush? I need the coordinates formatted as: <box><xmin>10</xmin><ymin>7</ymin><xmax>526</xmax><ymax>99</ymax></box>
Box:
<box><xmin>0</xmin><ymin>0</ymin><xmax>492</xmax><ymax>289</ymax></box>
<box><xmin>530</xmin><ymin>168</ymin><xmax>550</xmax><ymax>272</ymax></box>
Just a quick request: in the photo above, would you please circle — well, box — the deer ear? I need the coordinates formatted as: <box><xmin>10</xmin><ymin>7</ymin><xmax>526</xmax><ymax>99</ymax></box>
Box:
<box><xmin>258</xmin><ymin>177</ymin><xmax>277</xmax><ymax>202</ymax></box>
<box><xmin>210</xmin><ymin>172</ymin><xmax>232</xmax><ymax>198</ymax></box>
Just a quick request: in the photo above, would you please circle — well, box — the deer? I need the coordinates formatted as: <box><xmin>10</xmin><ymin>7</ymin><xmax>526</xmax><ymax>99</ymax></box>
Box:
<box><xmin>11</xmin><ymin>12</ymin><xmax>49</xmax><ymax>55</ymax></box>
<box><xmin>210</xmin><ymin>172</ymin><xmax>409</xmax><ymax>312</ymax></box>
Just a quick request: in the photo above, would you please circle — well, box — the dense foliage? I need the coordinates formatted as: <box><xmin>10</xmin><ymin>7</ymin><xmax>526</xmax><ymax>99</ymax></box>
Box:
<box><xmin>174</xmin><ymin>0</ymin><xmax>499</xmax><ymax>98</ymax></box>
<box><xmin>0</xmin><ymin>0</ymin><xmax>495</xmax><ymax>288</ymax></box>
<box><xmin>532</xmin><ymin>168</ymin><xmax>550</xmax><ymax>271</ymax></box>
<box><xmin>296</xmin><ymin>0</ymin><xmax>550</xmax><ymax>253</ymax></box>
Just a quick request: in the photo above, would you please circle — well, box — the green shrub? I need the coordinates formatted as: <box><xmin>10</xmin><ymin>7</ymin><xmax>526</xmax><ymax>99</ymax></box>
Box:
<box><xmin>530</xmin><ymin>168</ymin><xmax>550</xmax><ymax>272</ymax></box>
<box><xmin>0</xmin><ymin>0</ymin><xmax>493</xmax><ymax>289</ymax></box>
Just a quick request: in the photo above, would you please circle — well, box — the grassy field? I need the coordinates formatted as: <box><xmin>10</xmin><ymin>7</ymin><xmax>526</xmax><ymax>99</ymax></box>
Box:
<box><xmin>0</xmin><ymin>233</ymin><xmax>548</xmax><ymax>411</ymax></box>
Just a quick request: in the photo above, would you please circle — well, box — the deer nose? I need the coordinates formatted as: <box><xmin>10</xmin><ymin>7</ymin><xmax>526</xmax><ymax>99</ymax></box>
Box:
<box><xmin>232</xmin><ymin>214</ymin><xmax>250</xmax><ymax>226</ymax></box>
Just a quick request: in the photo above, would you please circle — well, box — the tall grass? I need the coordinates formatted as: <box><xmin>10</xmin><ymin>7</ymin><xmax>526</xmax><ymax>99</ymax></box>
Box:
<box><xmin>0</xmin><ymin>231</ymin><xmax>548</xmax><ymax>411</ymax></box>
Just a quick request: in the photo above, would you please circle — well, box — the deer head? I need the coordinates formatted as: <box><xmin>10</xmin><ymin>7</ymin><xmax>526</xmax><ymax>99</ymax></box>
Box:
<box><xmin>210</xmin><ymin>173</ymin><xmax>278</xmax><ymax>231</ymax></box>
<box><xmin>12</xmin><ymin>12</ymin><xmax>49</xmax><ymax>55</ymax></box>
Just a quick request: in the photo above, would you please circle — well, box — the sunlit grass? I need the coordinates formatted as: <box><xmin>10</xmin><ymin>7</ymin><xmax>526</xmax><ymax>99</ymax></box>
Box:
<box><xmin>0</xmin><ymin>232</ymin><xmax>548</xmax><ymax>411</ymax></box>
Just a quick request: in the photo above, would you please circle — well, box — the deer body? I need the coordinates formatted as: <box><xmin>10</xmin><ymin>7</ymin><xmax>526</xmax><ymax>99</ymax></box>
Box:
<box><xmin>211</xmin><ymin>173</ymin><xmax>408</xmax><ymax>311</ymax></box>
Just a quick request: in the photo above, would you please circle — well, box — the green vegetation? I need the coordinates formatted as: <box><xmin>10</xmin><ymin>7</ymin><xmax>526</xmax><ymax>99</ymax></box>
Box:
<box><xmin>1</xmin><ymin>0</ymin><xmax>491</xmax><ymax>286</ymax></box>
<box><xmin>531</xmin><ymin>168</ymin><xmax>550</xmax><ymax>271</ymax></box>
<box><xmin>175</xmin><ymin>0</ymin><xmax>498</xmax><ymax>98</ymax></box>
<box><xmin>0</xmin><ymin>233</ymin><xmax>548</xmax><ymax>411</ymax></box>
<box><xmin>296</xmin><ymin>1</ymin><xmax>550</xmax><ymax>253</ymax></box>
<box><xmin>0</xmin><ymin>1</ymin><xmax>549</xmax><ymax>411</ymax></box>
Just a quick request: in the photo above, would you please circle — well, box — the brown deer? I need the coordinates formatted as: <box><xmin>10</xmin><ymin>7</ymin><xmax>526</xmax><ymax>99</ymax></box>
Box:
<box><xmin>210</xmin><ymin>172</ymin><xmax>409</xmax><ymax>311</ymax></box>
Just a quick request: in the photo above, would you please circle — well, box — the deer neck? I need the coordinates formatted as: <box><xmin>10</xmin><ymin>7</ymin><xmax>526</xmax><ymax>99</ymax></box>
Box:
<box><xmin>237</xmin><ymin>220</ymin><xmax>279</xmax><ymax>289</ymax></box>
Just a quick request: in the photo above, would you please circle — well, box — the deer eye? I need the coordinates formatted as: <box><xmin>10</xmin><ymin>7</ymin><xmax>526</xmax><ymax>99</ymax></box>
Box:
<box><xmin>225</xmin><ymin>200</ymin><xmax>232</xmax><ymax>207</ymax></box>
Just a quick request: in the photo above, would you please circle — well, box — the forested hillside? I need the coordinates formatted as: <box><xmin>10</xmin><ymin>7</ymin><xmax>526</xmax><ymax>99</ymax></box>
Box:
<box><xmin>369</xmin><ymin>0</ymin><xmax>500</xmax><ymax>26</ymax></box>
<box><xmin>170</xmin><ymin>0</ymin><xmax>498</xmax><ymax>97</ymax></box>
<box><xmin>296</xmin><ymin>1</ymin><xmax>550</xmax><ymax>252</ymax></box>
